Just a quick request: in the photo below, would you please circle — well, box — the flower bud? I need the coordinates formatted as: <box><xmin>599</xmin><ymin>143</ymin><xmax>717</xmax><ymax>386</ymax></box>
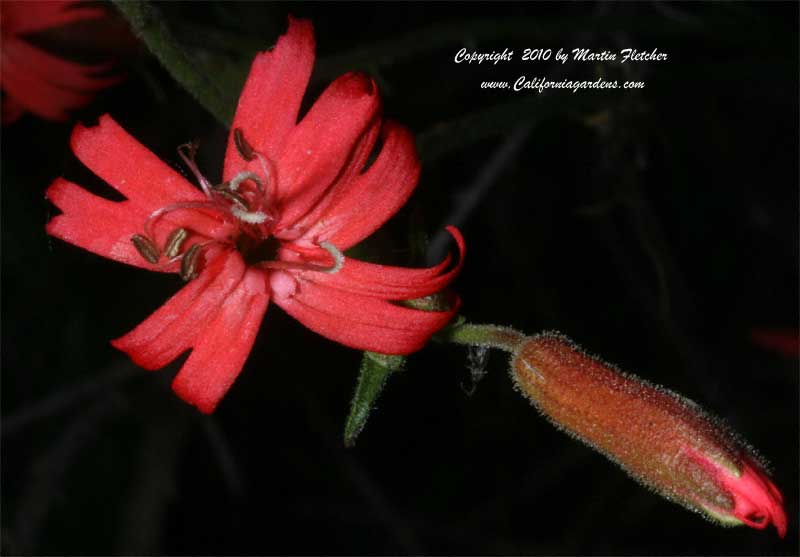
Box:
<box><xmin>511</xmin><ymin>332</ymin><xmax>787</xmax><ymax>537</ymax></box>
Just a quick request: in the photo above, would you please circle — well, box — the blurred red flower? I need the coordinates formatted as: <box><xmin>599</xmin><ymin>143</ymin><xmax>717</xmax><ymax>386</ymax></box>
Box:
<box><xmin>1</xmin><ymin>0</ymin><xmax>122</xmax><ymax>123</ymax></box>
<box><xmin>751</xmin><ymin>328</ymin><xmax>800</xmax><ymax>359</ymax></box>
<box><xmin>46</xmin><ymin>17</ymin><xmax>463</xmax><ymax>413</ymax></box>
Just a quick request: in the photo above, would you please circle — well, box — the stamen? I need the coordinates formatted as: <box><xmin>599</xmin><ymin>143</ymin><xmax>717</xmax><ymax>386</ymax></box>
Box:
<box><xmin>180</xmin><ymin>244</ymin><xmax>203</xmax><ymax>281</ymax></box>
<box><xmin>231</xmin><ymin>206</ymin><xmax>269</xmax><ymax>224</ymax></box>
<box><xmin>273</xmin><ymin>226</ymin><xmax>307</xmax><ymax>241</ymax></box>
<box><xmin>144</xmin><ymin>200</ymin><xmax>231</xmax><ymax>240</ymax></box>
<box><xmin>233</xmin><ymin>128</ymin><xmax>255</xmax><ymax>161</ymax></box>
<box><xmin>253</xmin><ymin>151</ymin><xmax>276</xmax><ymax>198</ymax></box>
<box><xmin>163</xmin><ymin>228</ymin><xmax>189</xmax><ymax>258</ymax></box>
<box><xmin>258</xmin><ymin>241</ymin><xmax>344</xmax><ymax>275</ymax></box>
<box><xmin>230</xmin><ymin>128</ymin><xmax>276</xmax><ymax>202</ymax></box>
<box><xmin>131</xmin><ymin>234</ymin><xmax>160</xmax><ymax>264</ymax></box>
<box><xmin>177</xmin><ymin>142</ymin><xmax>213</xmax><ymax>198</ymax></box>
<box><xmin>318</xmin><ymin>241</ymin><xmax>345</xmax><ymax>274</ymax></box>
<box><xmin>215</xmin><ymin>189</ymin><xmax>249</xmax><ymax>210</ymax></box>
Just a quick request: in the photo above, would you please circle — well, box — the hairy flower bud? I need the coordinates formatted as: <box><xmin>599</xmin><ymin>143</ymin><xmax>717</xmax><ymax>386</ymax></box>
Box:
<box><xmin>511</xmin><ymin>332</ymin><xmax>787</xmax><ymax>537</ymax></box>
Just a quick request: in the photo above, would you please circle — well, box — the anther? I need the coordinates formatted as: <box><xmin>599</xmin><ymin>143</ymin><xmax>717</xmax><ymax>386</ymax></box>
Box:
<box><xmin>233</xmin><ymin>128</ymin><xmax>256</xmax><ymax>161</ymax></box>
<box><xmin>180</xmin><ymin>244</ymin><xmax>203</xmax><ymax>281</ymax></box>
<box><xmin>232</xmin><ymin>129</ymin><xmax>276</xmax><ymax>201</ymax></box>
<box><xmin>131</xmin><ymin>234</ymin><xmax>160</xmax><ymax>264</ymax></box>
<box><xmin>163</xmin><ymin>228</ymin><xmax>189</xmax><ymax>259</ymax></box>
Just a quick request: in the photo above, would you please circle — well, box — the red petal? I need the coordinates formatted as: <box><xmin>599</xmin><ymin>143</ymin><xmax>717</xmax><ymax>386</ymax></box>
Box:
<box><xmin>1</xmin><ymin>41</ymin><xmax>93</xmax><ymax>121</ymax></box>
<box><xmin>271</xmin><ymin>272</ymin><xmax>459</xmax><ymax>354</ymax></box>
<box><xmin>4</xmin><ymin>38</ymin><xmax>120</xmax><ymax>92</ymax></box>
<box><xmin>328</xmin><ymin>116</ymin><xmax>382</xmax><ymax>193</ymax></box>
<box><xmin>728</xmin><ymin>460</ymin><xmax>788</xmax><ymax>538</ymax></box>
<box><xmin>111</xmin><ymin>250</ymin><xmax>246</xmax><ymax>369</ymax></box>
<box><xmin>223</xmin><ymin>16</ymin><xmax>315</xmax><ymax>181</ymax></box>
<box><xmin>302</xmin><ymin>121</ymin><xmax>420</xmax><ymax>250</ymax></box>
<box><xmin>288</xmin><ymin>227</ymin><xmax>465</xmax><ymax>300</ymax></box>
<box><xmin>288</xmin><ymin>117</ymin><xmax>382</xmax><ymax>234</ymax></box>
<box><xmin>46</xmin><ymin>176</ymin><xmax>224</xmax><ymax>269</ymax></box>
<box><xmin>70</xmin><ymin>115</ymin><xmax>207</xmax><ymax>212</ymax></box>
<box><xmin>46</xmin><ymin>177</ymin><xmax>167</xmax><ymax>271</ymax></box>
<box><xmin>275</xmin><ymin>72</ymin><xmax>381</xmax><ymax>228</ymax></box>
<box><xmin>2</xmin><ymin>0</ymin><xmax>106</xmax><ymax>35</ymax></box>
<box><xmin>172</xmin><ymin>269</ymin><xmax>269</xmax><ymax>414</ymax></box>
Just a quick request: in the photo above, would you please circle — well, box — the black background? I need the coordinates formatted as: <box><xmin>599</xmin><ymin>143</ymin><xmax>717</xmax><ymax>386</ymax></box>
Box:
<box><xmin>2</xmin><ymin>2</ymin><xmax>798</xmax><ymax>555</ymax></box>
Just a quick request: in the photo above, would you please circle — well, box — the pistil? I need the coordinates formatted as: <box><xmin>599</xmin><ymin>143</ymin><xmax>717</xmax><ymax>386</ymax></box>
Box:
<box><xmin>177</xmin><ymin>142</ymin><xmax>213</xmax><ymax>198</ymax></box>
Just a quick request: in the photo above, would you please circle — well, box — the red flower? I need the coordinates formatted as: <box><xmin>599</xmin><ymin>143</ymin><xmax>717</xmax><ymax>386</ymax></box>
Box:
<box><xmin>46</xmin><ymin>18</ymin><xmax>464</xmax><ymax>414</ymax></box>
<box><xmin>1</xmin><ymin>0</ymin><xmax>121</xmax><ymax>123</ymax></box>
<box><xmin>511</xmin><ymin>333</ymin><xmax>787</xmax><ymax>536</ymax></box>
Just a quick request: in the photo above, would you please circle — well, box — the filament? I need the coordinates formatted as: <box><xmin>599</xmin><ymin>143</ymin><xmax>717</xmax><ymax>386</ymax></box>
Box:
<box><xmin>144</xmin><ymin>201</ymin><xmax>230</xmax><ymax>240</ymax></box>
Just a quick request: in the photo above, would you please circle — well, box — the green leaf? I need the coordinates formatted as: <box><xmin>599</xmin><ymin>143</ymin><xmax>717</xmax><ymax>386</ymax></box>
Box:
<box><xmin>344</xmin><ymin>352</ymin><xmax>405</xmax><ymax>448</ymax></box>
<box><xmin>113</xmin><ymin>0</ymin><xmax>236</xmax><ymax>126</ymax></box>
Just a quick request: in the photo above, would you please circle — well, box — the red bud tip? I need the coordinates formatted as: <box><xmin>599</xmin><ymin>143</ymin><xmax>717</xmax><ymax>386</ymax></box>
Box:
<box><xmin>511</xmin><ymin>333</ymin><xmax>787</xmax><ymax>537</ymax></box>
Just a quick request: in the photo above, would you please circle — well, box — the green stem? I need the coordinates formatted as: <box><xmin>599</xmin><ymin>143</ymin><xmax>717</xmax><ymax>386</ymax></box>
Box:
<box><xmin>438</xmin><ymin>322</ymin><xmax>526</xmax><ymax>352</ymax></box>
<box><xmin>113</xmin><ymin>0</ymin><xmax>235</xmax><ymax>126</ymax></box>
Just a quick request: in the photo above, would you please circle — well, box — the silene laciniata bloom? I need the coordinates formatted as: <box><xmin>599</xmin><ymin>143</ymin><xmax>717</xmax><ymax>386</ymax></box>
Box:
<box><xmin>46</xmin><ymin>17</ymin><xmax>464</xmax><ymax>413</ymax></box>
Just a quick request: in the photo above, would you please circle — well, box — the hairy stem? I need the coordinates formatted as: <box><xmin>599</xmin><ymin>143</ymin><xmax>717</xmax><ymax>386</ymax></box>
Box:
<box><xmin>438</xmin><ymin>322</ymin><xmax>526</xmax><ymax>352</ymax></box>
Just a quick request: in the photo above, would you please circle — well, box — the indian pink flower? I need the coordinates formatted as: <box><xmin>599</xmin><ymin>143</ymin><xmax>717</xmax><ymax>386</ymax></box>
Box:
<box><xmin>45</xmin><ymin>17</ymin><xmax>464</xmax><ymax>414</ymax></box>
<box><xmin>1</xmin><ymin>0</ymin><xmax>121</xmax><ymax>123</ymax></box>
<box><xmin>511</xmin><ymin>333</ymin><xmax>787</xmax><ymax>537</ymax></box>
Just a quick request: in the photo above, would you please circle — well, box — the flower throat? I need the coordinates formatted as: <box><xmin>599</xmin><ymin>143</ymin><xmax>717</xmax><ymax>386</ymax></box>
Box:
<box><xmin>129</xmin><ymin>128</ymin><xmax>343</xmax><ymax>279</ymax></box>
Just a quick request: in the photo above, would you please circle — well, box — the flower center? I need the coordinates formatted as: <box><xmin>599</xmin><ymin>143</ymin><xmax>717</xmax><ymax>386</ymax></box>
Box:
<box><xmin>236</xmin><ymin>235</ymin><xmax>281</xmax><ymax>266</ymax></box>
<box><xmin>129</xmin><ymin>129</ymin><xmax>344</xmax><ymax>280</ymax></box>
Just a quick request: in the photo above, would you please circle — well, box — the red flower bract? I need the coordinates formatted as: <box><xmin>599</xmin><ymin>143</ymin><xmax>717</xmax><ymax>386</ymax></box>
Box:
<box><xmin>1</xmin><ymin>0</ymin><xmax>121</xmax><ymax>123</ymax></box>
<box><xmin>46</xmin><ymin>17</ymin><xmax>464</xmax><ymax>413</ymax></box>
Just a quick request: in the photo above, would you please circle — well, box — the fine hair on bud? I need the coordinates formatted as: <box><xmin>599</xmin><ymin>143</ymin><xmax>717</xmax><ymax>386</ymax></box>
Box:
<box><xmin>510</xmin><ymin>332</ymin><xmax>787</xmax><ymax>537</ymax></box>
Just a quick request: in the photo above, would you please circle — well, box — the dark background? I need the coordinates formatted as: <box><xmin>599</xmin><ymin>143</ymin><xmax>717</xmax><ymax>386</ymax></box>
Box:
<box><xmin>2</xmin><ymin>1</ymin><xmax>798</xmax><ymax>555</ymax></box>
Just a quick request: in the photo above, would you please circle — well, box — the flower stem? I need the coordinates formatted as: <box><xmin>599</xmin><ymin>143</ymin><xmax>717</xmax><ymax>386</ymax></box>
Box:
<box><xmin>438</xmin><ymin>322</ymin><xmax>526</xmax><ymax>353</ymax></box>
<box><xmin>113</xmin><ymin>0</ymin><xmax>235</xmax><ymax>126</ymax></box>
